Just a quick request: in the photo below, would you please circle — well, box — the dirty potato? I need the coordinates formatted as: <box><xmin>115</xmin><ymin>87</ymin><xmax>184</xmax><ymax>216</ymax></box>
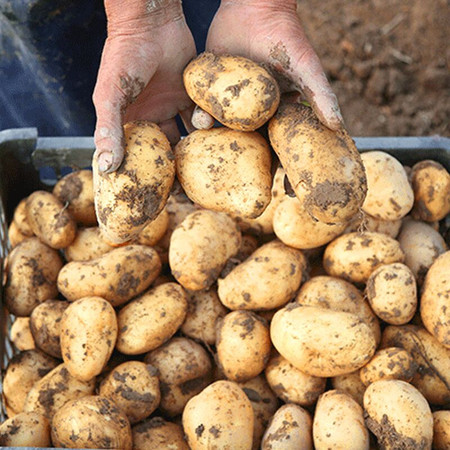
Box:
<box><xmin>64</xmin><ymin>227</ymin><xmax>114</xmax><ymax>262</ymax></box>
<box><xmin>331</xmin><ymin>371</ymin><xmax>367</xmax><ymax>407</ymax></box>
<box><xmin>10</xmin><ymin>317</ymin><xmax>35</xmax><ymax>351</ymax></box>
<box><xmin>134</xmin><ymin>208</ymin><xmax>169</xmax><ymax>246</ymax></box>
<box><xmin>12</xmin><ymin>197</ymin><xmax>34</xmax><ymax>237</ymax></box>
<box><xmin>8</xmin><ymin>220</ymin><xmax>29</xmax><ymax>248</ymax></box>
<box><xmin>0</xmin><ymin>412</ymin><xmax>51</xmax><ymax>447</ymax></box>
<box><xmin>433</xmin><ymin>410</ymin><xmax>450</xmax><ymax>450</ymax></box>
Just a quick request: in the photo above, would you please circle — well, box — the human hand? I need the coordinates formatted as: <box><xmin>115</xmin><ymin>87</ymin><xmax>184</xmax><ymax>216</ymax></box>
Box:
<box><xmin>93</xmin><ymin>0</ymin><xmax>196</xmax><ymax>173</ymax></box>
<box><xmin>205</xmin><ymin>0</ymin><xmax>343</xmax><ymax>130</ymax></box>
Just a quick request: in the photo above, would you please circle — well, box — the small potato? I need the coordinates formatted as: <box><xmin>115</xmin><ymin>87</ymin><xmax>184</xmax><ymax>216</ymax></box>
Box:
<box><xmin>182</xmin><ymin>380</ymin><xmax>254</xmax><ymax>450</ymax></box>
<box><xmin>132</xmin><ymin>417</ymin><xmax>189</xmax><ymax>450</ymax></box>
<box><xmin>345</xmin><ymin>210</ymin><xmax>402</xmax><ymax>238</ymax></box>
<box><xmin>169</xmin><ymin>210</ymin><xmax>241</xmax><ymax>291</ymax></box>
<box><xmin>53</xmin><ymin>169</ymin><xmax>97</xmax><ymax>226</ymax></box>
<box><xmin>313</xmin><ymin>390</ymin><xmax>369</xmax><ymax>450</ymax></box>
<box><xmin>30</xmin><ymin>299</ymin><xmax>70</xmax><ymax>358</ymax></box>
<box><xmin>216</xmin><ymin>310</ymin><xmax>271</xmax><ymax>382</ymax></box>
<box><xmin>361</xmin><ymin>151</ymin><xmax>414</xmax><ymax>220</ymax></box>
<box><xmin>93</xmin><ymin>120</ymin><xmax>175</xmax><ymax>244</ymax></box>
<box><xmin>51</xmin><ymin>395</ymin><xmax>132</xmax><ymax>450</ymax></box>
<box><xmin>5</xmin><ymin>237</ymin><xmax>63</xmax><ymax>316</ymax></box>
<box><xmin>420</xmin><ymin>251</ymin><xmax>450</xmax><ymax>348</ymax></box>
<box><xmin>268</xmin><ymin>102</ymin><xmax>367</xmax><ymax>224</ymax></box>
<box><xmin>323</xmin><ymin>231</ymin><xmax>405</xmax><ymax>284</ymax></box>
<box><xmin>365</xmin><ymin>262</ymin><xmax>417</xmax><ymax>325</ymax></box>
<box><xmin>364</xmin><ymin>380</ymin><xmax>433</xmax><ymax>449</ymax></box>
<box><xmin>433</xmin><ymin>410</ymin><xmax>450</xmax><ymax>450</ymax></box>
<box><xmin>271</xmin><ymin>304</ymin><xmax>377</xmax><ymax>377</ymax></box>
<box><xmin>264</xmin><ymin>353</ymin><xmax>326</xmax><ymax>406</ymax></box>
<box><xmin>144</xmin><ymin>337</ymin><xmax>212</xmax><ymax>417</ymax></box>
<box><xmin>13</xmin><ymin>197</ymin><xmax>34</xmax><ymax>236</ymax></box>
<box><xmin>0</xmin><ymin>412</ymin><xmax>50</xmax><ymax>447</ymax></box>
<box><xmin>117</xmin><ymin>283</ymin><xmax>187</xmax><ymax>355</ymax></box>
<box><xmin>26</xmin><ymin>190</ymin><xmax>77</xmax><ymax>249</ymax></box>
<box><xmin>218</xmin><ymin>240</ymin><xmax>306</xmax><ymax>310</ymax></box>
<box><xmin>134</xmin><ymin>208</ymin><xmax>169</xmax><ymax>246</ymax></box>
<box><xmin>58</xmin><ymin>244</ymin><xmax>161</xmax><ymax>306</ymax></box>
<box><xmin>64</xmin><ymin>227</ymin><xmax>114</xmax><ymax>262</ymax></box>
<box><xmin>60</xmin><ymin>296</ymin><xmax>118</xmax><ymax>381</ymax></box>
<box><xmin>360</xmin><ymin>347</ymin><xmax>417</xmax><ymax>385</ymax></box>
<box><xmin>331</xmin><ymin>370</ymin><xmax>366</xmax><ymax>407</ymax></box>
<box><xmin>183</xmin><ymin>52</ymin><xmax>280</xmax><ymax>131</ymax></box>
<box><xmin>175</xmin><ymin>128</ymin><xmax>272</xmax><ymax>219</ymax></box>
<box><xmin>2</xmin><ymin>350</ymin><xmax>58</xmax><ymax>416</ymax></box>
<box><xmin>10</xmin><ymin>317</ymin><xmax>35</xmax><ymax>351</ymax></box>
<box><xmin>411</xmin><ymin>160</ymin><xmax>450</xmax><ymax>222</ymax></box>
<box><xmin>8</xmin><ymin>220</ymin><xmax>29</xmax><ymax>247</ymax></box>
<box><xmin>99</xmin><ymin>361</ymin><xmax>160</xmax><ymax>424</ymax></box>
<box><xmin>23</xmin><ymin>363</ymin><xmax>96</xmax><ymax>420</ymax></box>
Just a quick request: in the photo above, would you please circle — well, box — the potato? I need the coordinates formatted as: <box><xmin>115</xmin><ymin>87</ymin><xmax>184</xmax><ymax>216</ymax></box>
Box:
<box><xmin>10</xmin><ymin>317</ymin><xmax>35</xmax><ymax>351</ymax></box>
<box><xmin>99</xmin><ymin>361</ymin><xmax>160</xmax><ymax>424</ymax></box>
<box><xmin>360</xmin><ymin>347</ymin><xmax>417</xmax><ymax>385</ymax></box>
<box><xmin>264</xmin><ymin>353</ymin><xmax>326</xmax><ymax>406</ymax></box>
<box><xmin>220</xmin><ymin>233</ymin><xmax>260</xmax><ymax>278</ymax></box>
<box><xmin>216</xmin><ymin>310</ymin><xmax>271</xmax><ymax>382</ymax></box>
<box><xmin>268</xmin><ymin>101</ymin><xmax>367</xmax><ymax>224</ymax></box>
<box><xmin>271</xmin><ymin>304</ymin><xmax>377</xmax><ymax>377</ymax></box>
<box><xmin>433</xmin><ymin>410</ymin><xmax>450</xmax><ymax>450</ymax></box>
<box><xmin>169</xmin><ymin>209</ymin><xmax>241</xmax><ymax>291</ymax></box>
<box><xmin>132</xmin><ymin>417</ymin><xmax>189</xmax><ymax>450</ymax></box>
<box><xmin>361</xmin><ymin>151</ymin><xmax>414</xmax><ymax>220</ymax></box>
<box><xmin>411</xmin><ymin>160</ymin><xmax>450</xmax><ymax>222</ymax></box>
<box><xmin>420</xmin><ymin>250</ymin><xmax>450</xmax><ymax>348</ymax></box>
<box><xmin>53</xmin><ymin>169</ymin><xmax>96</xmax><ymax>226</ymax></box>
<box><xmin>262</xmin><ymin>404</ymin><xmax>313</xmax><ymax>450</ymax></box>
<box><xmin>93</xmin><ymin>120</ymin><xmax>175</xmax><ymax>244</ymax></box>
<box><xmin>51</xmin><ymin>395</ymin><xmax>132</xmax><ymax>450</ymax></box>
<box><xmin>323</xmin><ymin>231</ymin><xmax>405</xmax><ymax>284</ymax></box>
<box><xmin>116</xmin><ymin>282</ymin><xmax>187</xmax><ymax>355</ymax></box>
<box><xmin>218</xmin><ymin>240</ymin><xmax>306</xmax><ymax>310</ymax></box>
<box><xmin>345</xmin><ymin>210</ymin><xmax>402</xmax><ymax>238</ymax></box>
<box><xmin>23</xmin><ymin>363</ymin><xmax>96</xmax><ymax>419</ymax></box>
<box><xmin>134</xmin><ymin>207</ymin><xmax>169</xmax><ymax>246</ymax></box>
<box><xmin>175</xmin><ymin>128</ymin><xmax>272</xmax><ymax>218</ymax></box>
<box><xmin>30</xmin><ymin>299</ymin><xmax>69</xmax><ymax>358</ymax></box>
<box><xmin>5</xmin><ymin>237</ymin><xmax>63</xmax><ymax>316</ymax></box>
<box><xmin>313</xmin><ymin>390</ymin><xmax>369</xmax><ymax>450</ymax></box>
<box><xmin>2</xmin><ymin>350</ymin><xmax>58</xmax><ymax>416</ymax></box>
<box><xmin>397</xmin><ymin>218</ymin><xmax>447</xmax><ymax>284</ymax></box>
<box><xmin>182</xmin><ymin>380</ymin><xmax>254</xmax><ymax>450</ymax></box>
<box><xmin>331</xmin><ymin>370</ymin><xmax>366</xmax><ymax>407</ymax></box>
<box><xmin>365</xmin><ymin>262</ymin><xmax>417</xmax><ymax>325</ymax></box>
<box><xmin>57</xmin><ymin>244</ymin><xmax>161</xmax><ymax>306</ymax></box>
<box><xmin>64</xmin><ymin>227</ymin><xmax>114</xmax><ymax>262</ymax></box>
<box><xmin>144</xmin><ymin>337</ymin><xmax>212</xmax><ymax>417</ymax></box>
<box><xmin>364</xmin><ymin>380</ymin><xmax>433</xmax><ymax>449</ymax></box>
<box><xmin>0</xmin><ymin>412</ymin><xmax>50</xmax><ymax>447</ymax></box>
<box><xmin>7</xmin><ymin>220</ymin><xmax>29</xmax><ymax>247</ymax></box>
<box><xmin>60</xmin><ymin>296</ymin><xmax>118</xmax><ymax>381</ymax></box>
<box><xmin>26</xmin><ymin>190</ymin><xmax>77</xmax><ymax>249</ymax></box>
<box><xmin>183</xmin><ymin>52</ymin><xmax>280</xmax><ymax>131</ymax></box>
<box><xmin>12</xmin><ymin>197</ymin><xmax>34</xmax><ymax>236</ymax></box>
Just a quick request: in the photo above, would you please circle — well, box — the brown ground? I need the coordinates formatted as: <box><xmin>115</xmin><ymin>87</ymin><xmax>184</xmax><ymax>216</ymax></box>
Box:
<box><xmin>298</xmin><ymin>0</ymin><xmax>449</xmax><ymax>137</ymax></box>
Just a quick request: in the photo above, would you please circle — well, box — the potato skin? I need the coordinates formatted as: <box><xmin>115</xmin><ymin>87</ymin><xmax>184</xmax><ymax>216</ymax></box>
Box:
<box><xmin>0</xmin><ymin>412</ymin><xmax>51</xmax><ymax>447</ymax></box>
<box><xmin>268</xmin><ymin>102</ymin><xmax>367</xmax><ymax>224</ymax></box>
<box><xmin>10</xmin><ymin>317</ymin><xmax>35</xmax><ymax>351</ymax></box>
<box><xmin>331</xmin><ymin>371</ymin><xmax>366</xmax><ymax>407</ymax></box>
<box><xmin>57</xmin><ymin>244</ymin><xmax>161</xmax><ymax>306</ymax></box>
<box><xmin>134</xmin><ymin>208</ymin><xmax>169</xmax><ymax>246</ymax></box>
<box><xmin>8</xmin><ymin>220</ymin><xmax>29</xmax><ymax>248</ymax></box>
<box><xmin>64</xmin><ymin>227</ymin><xmax>114</xmax><ymax>262</ymax></box>
<box><xmin>175</xmin><ymin>128</ymin><xmax>272</xmax><ymax>219</ymax></box>
<box><xmin>13</xmin><ymin>197</ymin><xmax>34</xmax><ymax>237</ymax></box>
<box><xmin>183</xmin><ymin>52</ymin><xmax>280</xmax><ymax>131</ymax></box>
<box><xmin>433</xmin><ymin>410</ymin><xmax>450</xmax><ymax>450</ymax></box>
<box><xmin>93</xmin><ymin>120</ymin><xmax>175</xmax><ymax>244</ymax></box>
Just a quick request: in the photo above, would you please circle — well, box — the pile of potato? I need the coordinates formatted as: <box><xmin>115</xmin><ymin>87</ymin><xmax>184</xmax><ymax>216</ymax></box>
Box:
<box><xmin>2</xmin><ymin>52</ymin><xmax>450</xmax><ymax>449</ymax></box>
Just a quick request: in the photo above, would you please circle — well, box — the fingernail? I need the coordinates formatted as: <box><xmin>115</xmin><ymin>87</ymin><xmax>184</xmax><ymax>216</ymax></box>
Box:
<box><xmin>98</xmin><ymin>152</ymin><xmax>113</xmax><ymax>173</ymax></box>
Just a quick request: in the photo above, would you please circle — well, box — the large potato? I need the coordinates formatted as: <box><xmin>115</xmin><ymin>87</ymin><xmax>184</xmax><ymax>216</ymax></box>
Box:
<box><xmin>57</xmin><ymin>244</ymin><xmax>161</xmax><ymax>306</ymax></box>
<box><xmin>0</xmin><ymin>412</ymin><xmax>50</xmax><ymax>447</ymax></box>
<box><xmin>5</xmin><ymin>237</ymin><xmax>63</xmax><ymax>316</ymax></box>
<box><xmin>64</xmin><ymin>227</ymin><xmax>114</xmax><ymax>262</ymax></box>
<box><xmin>183</xmin><ymin>52</ymin><xmax>280</xmax><ymax>131</ymax></box>
<box><xmin>175</xmin><ymin>128</ymin><xmax>272</xmax><ymax>219</ymax></box>
<box><xmin>93</xmin><ymin>120</ymin><xmax>175</xmax><ymax>244</ymax></box>
<box><xmin>268</xmin><ymin>101</ymin><xmax>367</xmax><ymax>224</ymax></box>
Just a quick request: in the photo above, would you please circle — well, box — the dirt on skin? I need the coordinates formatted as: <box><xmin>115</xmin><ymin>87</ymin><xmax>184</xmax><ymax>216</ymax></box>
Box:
<box><xmin>297</xmin><ymin>0</ymin><xmax>449</xmax><ymax>137</ymax></box>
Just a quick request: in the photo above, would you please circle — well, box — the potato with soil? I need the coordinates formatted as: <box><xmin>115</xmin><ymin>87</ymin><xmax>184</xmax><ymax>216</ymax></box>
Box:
<box><xmin>0</xmin><ymin>412</ymin><xmax>51</xmax><ymax>447</ymax></box>
<box><xmin>218</xmin><ymin>240</ymin><xmax>306</xmax><ymax>310</ymax></box>
<box><xmin>271</xmin><ymin>304</ymin><xmax>377</xmax><ymax>377</ymax></box>
<box><xmin>12</xmin><ymin>197</ymin><xmax>34</xmax><ymax>237</ymax></box>
<box><xmin>345</xmin><ymin>211</ymin><xmax>403</xmax><ymax>238</ymax></box>
<box><xmin>116</xmin><ymin>283</ymin><xmax>187</xmax><ymax>355</ymax></box>
<box><xmin>169</xmin><ymin>209</ymin><xmax>241</xmax><ymax>291</ymax></box>
<box><xmin>57</xmin><ymin>244</ymin><xmax>161</xmax><ymax>306</ymax></box>
<box><xmin>5</xmin><ymin>237</ymin><xmax>63</xmax><ymax>317</ymax></box>
<box><xmin>175</xmin><ymin>128</ymin><xmax>272</xmax><ymax>219</ymax></box>
<box><xmin>182</xmin><ymin>380</ymin><xmax>254</xmax><ymax>450</ymax></box>
<box><xmin>331</xmin><ymin>371</ymin><xmax>366</xmax><ymax>407</ymax></box>
<box><xmin>10</xmin><ymin>317</ymin><xmax>35</xmax><ymax>351</ymax></box>
<box><xmin>53</xmin><ymin>169</ymin><xmax>96</xmax><ymax>226</ymax></box>
<box><xmin>64</xmin><ymin>227</ymin><xmax>114</xmax><ymax>262</ymax></box>
<box><xmin>51</xmin><ymin>395</ymin><xmax>132</xmax><ymax>450</ymax></box>
<box><xmin>144</xmin><ymin>337</ymin><xmax>212</xmax><ymax>417</ymax></box>
<box><xmin>8</xmin><ymin>220</ymin><xmax>29</xmax><ymax>247</ymax></box>
<box><xmin>183</xmin><ymin>52</ymin><xmax>280</xmax><ymax>131</ymax></box>
<box><xmin>134</xmin><ymin>207</ymin><xmax>169</xmax><ymax>246</ymax></box>
<box><xmin>268</xmin><ymin>101</ymin><xmax>367</xmax><ymax>224</ymax></box>
<box><xmin>93</xmin><ymin>120</ymin><xmax>175</xmax><ymax>245</ymax></box>
<box><xmin>364</xmin><ymin>380</ymin><xmax>433</xmax><ymax>449</ymax></box>
<box><xmin>216</xmin><ymin>310</ymin><xmax>271</xmax><ymax>382</ymax></box>
<box><xmin>433</xmin><ymin>410</ymin><xmax>450</xmax><ymax>450</ymax></box>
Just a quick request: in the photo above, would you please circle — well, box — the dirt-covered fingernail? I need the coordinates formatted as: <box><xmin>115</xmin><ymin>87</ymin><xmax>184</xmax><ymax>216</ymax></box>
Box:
<box><xmin>97</xmin><ymin>151</ymin><xmax>113</xmax><ymax>173</ymax></box>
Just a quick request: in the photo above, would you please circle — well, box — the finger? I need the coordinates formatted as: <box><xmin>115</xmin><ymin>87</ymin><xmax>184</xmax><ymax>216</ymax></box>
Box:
<box><xmin>190</xmin><ymin>105</ymin><xmax>215</xmax><ymax>130</ymax></box>
<box><xmin>158</xmin><ymin>118</ymin><xmax>181</xmax><ymax>145</ymax></box>
<box><xmin>178</xmin><ymin>104</ymin><xmax>197</xmax><ymax>134</ymax></box>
